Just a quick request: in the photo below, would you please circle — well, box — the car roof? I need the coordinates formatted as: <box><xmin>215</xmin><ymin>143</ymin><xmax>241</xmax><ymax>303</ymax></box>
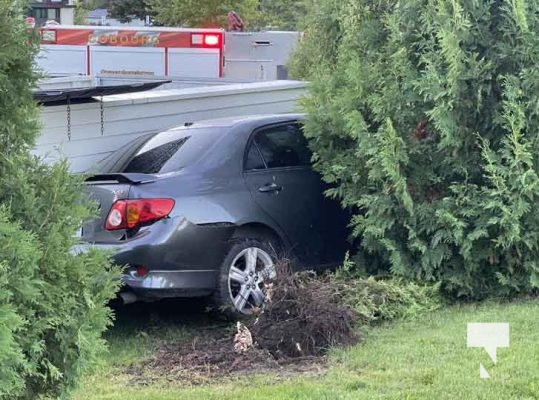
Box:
<box><xmin>175</xmin><ymin>113</ymin><xmax>305</xmax><ymax>130</ymax></box>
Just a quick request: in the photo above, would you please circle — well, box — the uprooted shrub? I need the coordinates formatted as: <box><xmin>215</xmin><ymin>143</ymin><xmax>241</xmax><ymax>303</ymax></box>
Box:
<box><xmin>247</xmin><ymin>257</ymin><xmax>442</xmax><ymax>358</ymax></box>
<box><xmin>334</xmin><ymin>255</ymin><xmax>443</xmax><ymax>323</ymax></box>
<box><xmin>337</xmin><ymin>277</ymin><xmax>443</xmax><ymax>323</ymax></box>
<box><xmin>249</xmin><ymin>262</ymin><xmax>360</xmax><ymax>358</ymax></box>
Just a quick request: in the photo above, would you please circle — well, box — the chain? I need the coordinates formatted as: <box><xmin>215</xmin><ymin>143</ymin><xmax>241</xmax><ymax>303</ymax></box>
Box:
<box><xmin>100</xmin><ymin>96</ymin><xmax>105</xmax><ymax>136</ymax></box>
<box><xmin>66</xmin><ymin>96</ymin><xmax>71</xmax><ymax>141</ymax></box>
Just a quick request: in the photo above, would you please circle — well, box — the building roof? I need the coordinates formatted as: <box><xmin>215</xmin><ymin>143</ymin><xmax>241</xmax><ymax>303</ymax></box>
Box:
<box><xmin>87</xmin><ymin>8</ymin><xmax>108</xmax><ymax>19</ymax></box>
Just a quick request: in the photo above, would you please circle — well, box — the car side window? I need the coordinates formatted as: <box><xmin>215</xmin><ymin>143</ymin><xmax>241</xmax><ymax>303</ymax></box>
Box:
<box><xmin>244</xmin><ymin>143</ymin><xmax>266</xmax><ymax>171</ymax></box>
<box><xmin>253</xmin><ymin>123</ymin><xmax>312</xmax><ymax>169</ymax></box>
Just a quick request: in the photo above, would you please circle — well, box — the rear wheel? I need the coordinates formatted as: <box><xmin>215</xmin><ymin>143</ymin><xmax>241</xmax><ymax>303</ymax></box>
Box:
<box><xmin>212</xmin><ymin>238</ymin><xmax>276</xmax><ymax>317</ymax></box>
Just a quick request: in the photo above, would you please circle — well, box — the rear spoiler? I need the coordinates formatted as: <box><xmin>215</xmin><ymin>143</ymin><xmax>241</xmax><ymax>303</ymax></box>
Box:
<box><xmin>85</xmin><ymin>173</ymin><xmax>156</xmax><ymax>185</ymax></box>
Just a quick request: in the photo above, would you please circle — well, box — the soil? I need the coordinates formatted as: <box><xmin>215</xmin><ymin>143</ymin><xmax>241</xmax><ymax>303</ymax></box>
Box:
<box><xmin>125</xmin><ymin>327</ymin><xmax>328</xmax><ymax>386</ymax></box>
<box><xmin>122</xmin><ymin>267</ymin><xmax>359</xmax><ymax>387</ymax></box>
<box><xmin>249</xmin><ymin>265</ymin><xmax>360</xmax><ymax>358</ymax></box>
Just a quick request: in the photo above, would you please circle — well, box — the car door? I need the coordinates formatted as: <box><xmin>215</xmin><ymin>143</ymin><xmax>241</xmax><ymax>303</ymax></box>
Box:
<box><xmin>242</xmin><ymin>121</ymin><xmax>331</xmax><ymax>267</ymax></box>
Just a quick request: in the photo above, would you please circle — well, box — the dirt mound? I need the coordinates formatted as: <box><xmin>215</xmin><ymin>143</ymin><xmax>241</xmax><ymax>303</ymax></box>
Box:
<box><xmin>126</xmin><ymin>264</ymin><xmax>359</xmax><ymax>385</ymax></box>
<box><xmin>249</xmin><ymin>262</ymin><xmax>360</xmax><ymax>358</ymax></box>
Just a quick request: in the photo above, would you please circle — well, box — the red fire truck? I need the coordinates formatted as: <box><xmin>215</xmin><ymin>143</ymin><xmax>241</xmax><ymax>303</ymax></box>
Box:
<box><xmin>37</xmin><ymin>25</ymin><xmax>225</xmax><ymax>78</ymax></box>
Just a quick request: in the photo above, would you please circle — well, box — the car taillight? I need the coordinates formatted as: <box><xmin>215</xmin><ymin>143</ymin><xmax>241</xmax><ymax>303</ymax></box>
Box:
<box><xmin>105</xmin><ymin>199</ymin><xmax>175</xmax><ymax>231</ymax></box>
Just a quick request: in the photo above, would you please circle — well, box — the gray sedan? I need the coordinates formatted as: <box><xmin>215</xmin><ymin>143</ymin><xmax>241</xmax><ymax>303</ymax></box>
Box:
<box><xmin>81</xmin><ymin>114</ymin><xmax>349</xmax><ymax>315</ymax></box>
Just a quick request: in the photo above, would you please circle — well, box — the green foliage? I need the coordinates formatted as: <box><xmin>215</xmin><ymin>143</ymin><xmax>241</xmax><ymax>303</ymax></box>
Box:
<box><xmin>151</xmin><ymin>0</ymin><xmax>260</xmax><ymax>29</ymax></box>
<box><xmin>333</xmin><ymin>255</ymin><xmax>442</xmax><ymax>322</ymax></box>
<box><xmin>100</xmin><ymin>0</ymin><xmax>305</xmax><ymax>30</ymax></box>
<box><xmin>288</xmin><ymin>0</ymin><xmax>344</xmax><ymax>79</ymax></box>
<box><xmin>298</xmin><ymin>0</ymin><xmax>539</xmax><ymax>298</ymax></box>
<box><xmin>80</xmin><ymin>0</ymin><xmax>110</xmax><ymax>9</ymax></box>
<box><xmin>0</xmin><ymin>210</ymin><xmax>40</xmax><ymax>398</ymax></box>
<box><xmin>108</xmin><ymin>0</ymin><xmax>150</xmax><ymax>23</ymax></box>
<box><xmin>74</xmin><ymin>0</ymin><xmax>88</xmax><ymax>25</ymax></box>
<box><xmin>0</xmin><ymin>1</ymin><xmax>40</xmax><ymax>154</ymax></box>
<box><xmin>0</xmin><ymin>1</ymin><xmax>120</xmax><ymax>398</ymax></box>
<box><xmin>258</xmin><ymin>0</ymin><xmax>308</xmax><ymax>31</ymax></box>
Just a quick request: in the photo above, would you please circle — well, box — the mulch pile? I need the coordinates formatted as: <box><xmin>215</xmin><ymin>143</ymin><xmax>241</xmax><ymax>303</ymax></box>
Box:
<box><xmin>126</xmin><ymin>330</ymin><xmax>327</xmax><ymax>386</ymax></box>
<box><xmin>126</xmin><ymin>262</ymin><xmax>359</xmax><ymax>385</ymax></box>
<box><xmin>250</xmin><ymin>263</ymin><xmax>360</xmax><ymax>358</ymax></box>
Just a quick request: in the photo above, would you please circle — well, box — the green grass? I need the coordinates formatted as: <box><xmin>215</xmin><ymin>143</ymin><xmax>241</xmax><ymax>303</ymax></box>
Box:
<box><xmin>74</xmin><ymin>299</ymin><xmax>539</xmax><ymax>400</ymax></box>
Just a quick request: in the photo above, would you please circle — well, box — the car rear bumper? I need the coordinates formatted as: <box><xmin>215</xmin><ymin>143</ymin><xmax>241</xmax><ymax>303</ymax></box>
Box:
<box><xmin>71</xmin><ymin>216</ymin><xmax>234</xmax><ymax>297</ymax></box>
<box><xmin>123</xmin><ymin>269</ymin><xmax>218</xmax><ymax>298</ymax></box>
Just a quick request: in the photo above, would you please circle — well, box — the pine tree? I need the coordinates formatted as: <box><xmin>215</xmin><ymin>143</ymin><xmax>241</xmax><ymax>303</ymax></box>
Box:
<box><xmin>0</xmin><ymin>1</ymin><xmax>120</xmax><ymax>398</ymax></box>
<box><xmin>297</xmin><ymin>0</ymin><xmax>539</xmax><ymax>298</ymax></box>
<box><xmin>151</xmin><ymin>0</ymin><xmax>260</xmax><ymax>28</ymax></box>
<box><xmin>258</xmin><ymin>0</ymin><xmax>308</xmax><ymax>31</ymax></box>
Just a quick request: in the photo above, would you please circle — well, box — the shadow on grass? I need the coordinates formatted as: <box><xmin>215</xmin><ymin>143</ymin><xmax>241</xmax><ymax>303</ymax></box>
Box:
<box><xmin>104</xmin><ymin>298</ymin><xmax>231</xmax><ymax>360</ymax></box>
<box><xmin>110</xmin><ymin>298</ymin><xmax>211</xmax><ymax>327</ymax></box>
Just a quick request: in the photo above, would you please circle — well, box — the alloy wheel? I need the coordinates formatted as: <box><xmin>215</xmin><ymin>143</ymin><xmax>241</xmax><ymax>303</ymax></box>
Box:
<box><xmin>227</xmin><ymin>246</ymin><xmax>275</xmax><ymax>314</ymax></box>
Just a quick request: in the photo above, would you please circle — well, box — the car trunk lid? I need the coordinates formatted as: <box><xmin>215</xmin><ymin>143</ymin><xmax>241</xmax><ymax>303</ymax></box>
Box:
<box><xmin>82</xmin><ymin>173</ymin><xmax>156</xmax><ymax>242</ymax></box>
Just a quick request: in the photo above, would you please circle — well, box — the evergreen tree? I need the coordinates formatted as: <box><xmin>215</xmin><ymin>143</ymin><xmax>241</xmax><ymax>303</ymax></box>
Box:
<box><xmin>258</xmin><ymin>0</ymin><xmax>307</xmax><ymax>31</ymax></box>
<box><xmin>0</xmin><ymin>1</ymin><xmax>120</xmax><ymax>398</ymax></box>
<box><xmin>108</xmin><ymin>0</ymin><xmax>150</xmax><ymax>23</ymax></box>
<box><xmin>288</xmin><ymin>0</ymin><xmax>344</xmax><ymax>79</ymax></box>
<box><xmin>297</xmin><ymin>0</ymin><xmax>539</xmax><ymax>298</ymax></box>
<box><xmin>151</xmin><ymin>0</ymin><xmax>260</xmax><ymax>29</ymax></box>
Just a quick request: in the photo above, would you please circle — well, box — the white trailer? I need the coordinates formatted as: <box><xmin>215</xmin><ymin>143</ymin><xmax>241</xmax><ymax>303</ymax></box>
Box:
<box><xmin>35</xmin><ymin>78</ymin><xmax>307</xmax><ymax>172</ymax></box>
<box><xmin>224</xmin><ymin>31</ymin><xmax>302</xmax><ymax>81</ymax></box>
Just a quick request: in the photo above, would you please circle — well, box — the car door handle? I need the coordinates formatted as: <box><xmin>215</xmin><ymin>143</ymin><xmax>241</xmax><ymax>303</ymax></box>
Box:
<box><xmin>258</xmin><ymin>183</ymin><xmax>282</xmax><ymax>193</ymax></box>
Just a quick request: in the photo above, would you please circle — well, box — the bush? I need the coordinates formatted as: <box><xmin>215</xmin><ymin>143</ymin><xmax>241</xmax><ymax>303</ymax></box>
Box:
<box><xmin>288</xmin><ymin>0</ymin><xmax>344</xmax><ymax>80</ymax></box>
<box><xmin>0</xmin><ymin>209</ymin><xmax>40</xmax><ymax>398</ymax></box>
<box><xmin>248</xmin><ymin>259</ymin><xmax>441</xmax><ymax>358</ymax></box>
<box><xmin>0</xmin><ymin>158</ymin><xmax>121</xmax><ymax>400</ymax></box>
<box><xmin>334</xmin><ymin>256</ymin><xmax>443</xmax><ymax>322</ymax></box>
<box><xmin>0</xmin><ymin>2</ymin><xmax>120</xmax><ymax>398</ymax></box>
<box><xmin>296</xmin><ymin>0</ymin><xmax>539</xmax><ymax>298</ymax></box>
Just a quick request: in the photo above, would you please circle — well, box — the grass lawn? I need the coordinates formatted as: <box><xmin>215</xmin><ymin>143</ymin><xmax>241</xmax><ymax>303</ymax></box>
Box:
<box><xmin>74</xmin><ymin>299</ymin><xmax>539</xmax><ymax>400</ymax></box>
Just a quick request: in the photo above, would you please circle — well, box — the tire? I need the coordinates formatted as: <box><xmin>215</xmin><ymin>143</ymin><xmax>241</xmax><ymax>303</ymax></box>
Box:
<box><xmin>212</xmin><ymin>237</ymin><xmax>277</xmax><ymax>318</ymax></box>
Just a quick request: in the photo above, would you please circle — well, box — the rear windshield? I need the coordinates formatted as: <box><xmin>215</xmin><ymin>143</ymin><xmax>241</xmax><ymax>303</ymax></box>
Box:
<box><xmin>94</xmin><ymin>126</ymin><xmax>225</xmax><ymax>174</ymax></box>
